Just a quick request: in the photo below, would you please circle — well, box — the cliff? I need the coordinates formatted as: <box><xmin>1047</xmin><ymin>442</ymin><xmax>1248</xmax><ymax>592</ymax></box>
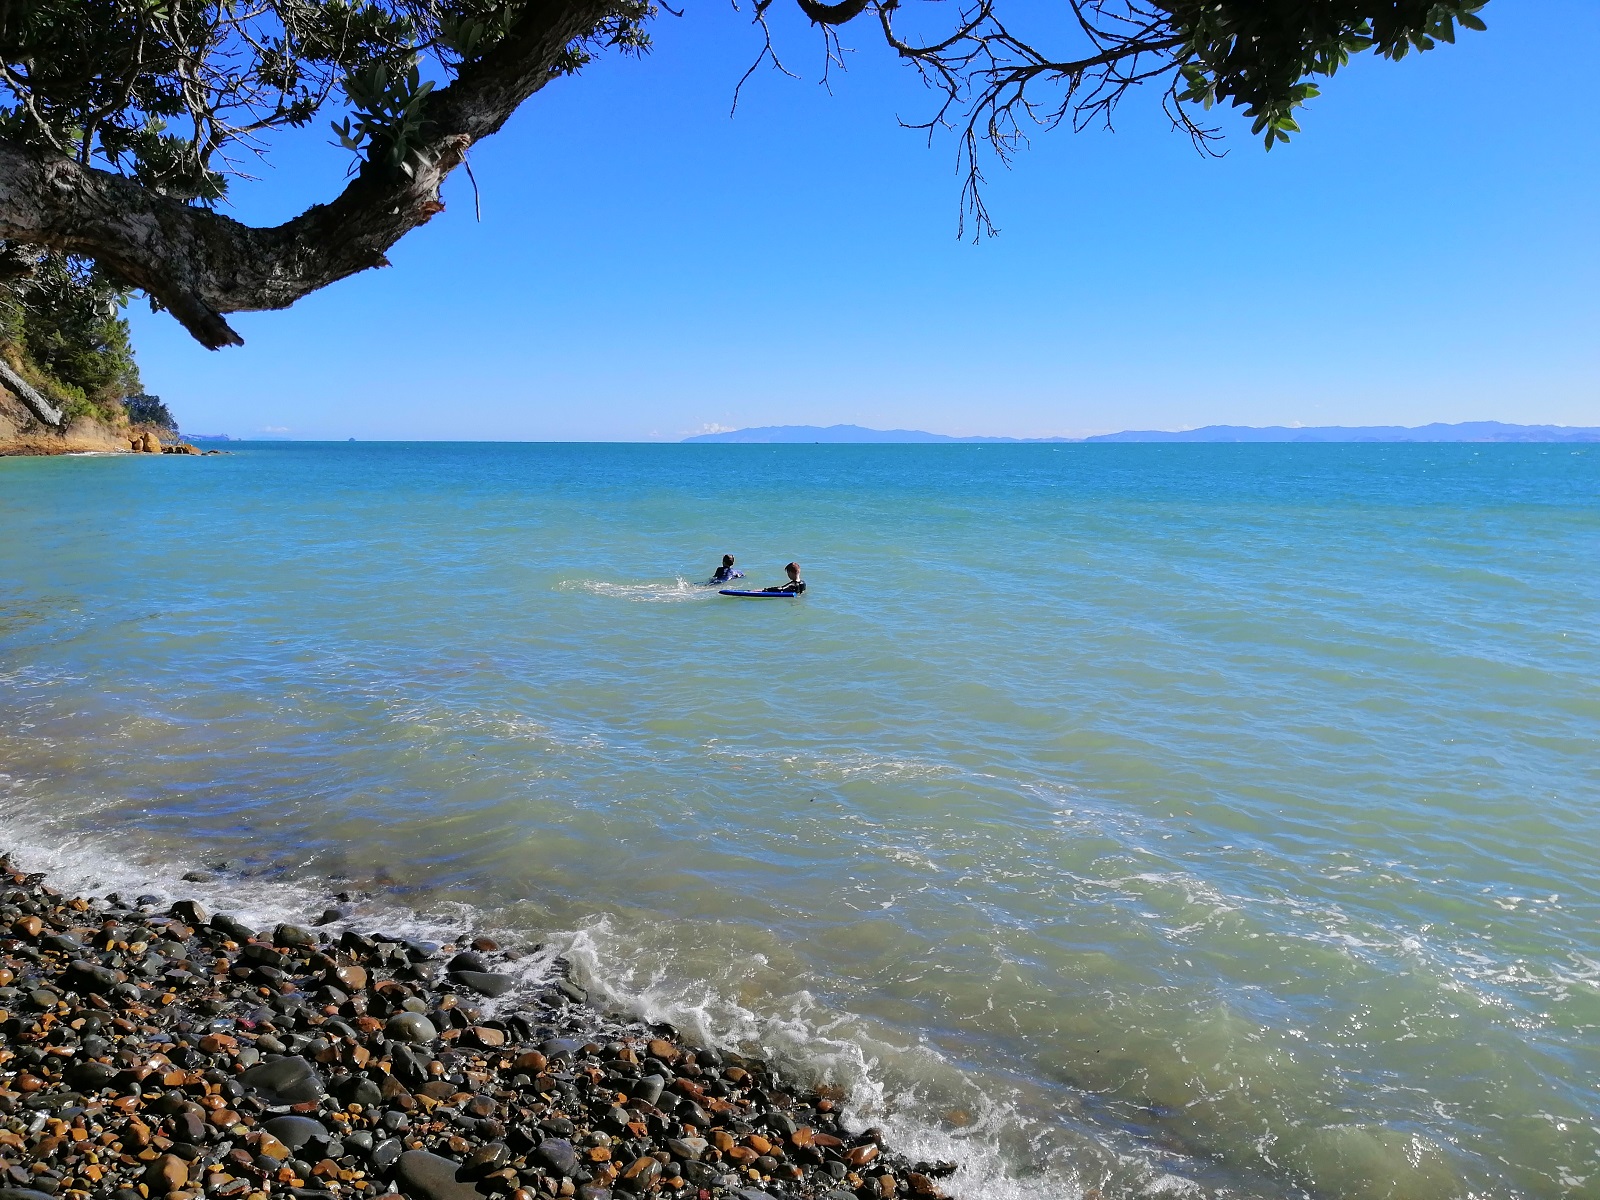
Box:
<box><xmin>0</xmin><ymin>248</ymin><xmax>179</xmax><ymax>456</ymax></box>
<box><xmin>0</xmin><ymin>373</ymin><xmax>132</xmax><ymax>454</ymax></box>
<box><xmin>0</xmin><ymin>378</ymin><xmax>202</xmax><ymax>456</ymax></box>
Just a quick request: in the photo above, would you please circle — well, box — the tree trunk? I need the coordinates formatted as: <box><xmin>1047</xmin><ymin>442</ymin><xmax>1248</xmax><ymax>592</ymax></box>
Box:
<box><xmin>0</xmin><ymin>358</ymin><xmax>63</xmax><ymax>426</ymax></box>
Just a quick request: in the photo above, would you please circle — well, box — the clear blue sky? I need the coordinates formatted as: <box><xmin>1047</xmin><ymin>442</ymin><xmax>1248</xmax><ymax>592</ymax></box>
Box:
<box><xmin>132</xmin><ymin>1</ymin><xmax>1599</xmax><ymax>441</ymax></box>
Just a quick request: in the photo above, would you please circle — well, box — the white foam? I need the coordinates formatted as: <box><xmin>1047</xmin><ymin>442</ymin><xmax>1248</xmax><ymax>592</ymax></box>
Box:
<box><xmin>557</xmin><ymin>914</ymin><xmax>1237</xmax><ymax>1200</ymax></box>
<box><xmin>0</xmin><ymin>817</ymin><xmax>1217</xmax><ymax>1200</ymax></box>
<box><xmin>559</xmin><ymin>577</ymin><xmax>711</xmax><ymax>603</ymax></box>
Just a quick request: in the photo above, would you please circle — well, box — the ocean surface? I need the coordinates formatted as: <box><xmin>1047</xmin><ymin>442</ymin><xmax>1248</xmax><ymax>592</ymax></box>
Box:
<box><xmin>2</xmin><ymin>442</ymin><xmax>1598</xmax><ymax>1200</ymax></box>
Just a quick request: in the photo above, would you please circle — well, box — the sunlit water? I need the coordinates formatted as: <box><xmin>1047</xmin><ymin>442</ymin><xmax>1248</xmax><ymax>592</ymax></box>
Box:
<box><xmin>2</xmin><ymin>443</ymin><xmax>1598</xmax><ymax>1200</ymax></box>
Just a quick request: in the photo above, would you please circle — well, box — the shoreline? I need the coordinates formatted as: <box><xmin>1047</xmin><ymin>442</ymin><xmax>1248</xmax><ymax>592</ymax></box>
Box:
<box><xmin>0</xmin><ymin>854</ymin><xmax>955</xmax><ymax>1200</ymax></box>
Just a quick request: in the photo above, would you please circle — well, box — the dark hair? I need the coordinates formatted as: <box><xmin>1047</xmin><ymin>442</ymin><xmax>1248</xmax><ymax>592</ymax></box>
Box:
<box><xmin>785</xmin><ymin>561</ymin><xmax>800</xmax><ymax>574</ymax></box>
<box><xmin>722</xmin><ymin>554</ymin><xmax>735</xmax><ymax>566</ymax></box>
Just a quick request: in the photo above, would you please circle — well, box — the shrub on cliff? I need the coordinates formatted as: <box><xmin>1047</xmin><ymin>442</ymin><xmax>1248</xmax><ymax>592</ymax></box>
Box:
<box><xmin>123</xmin><ymin>393</ymin><xmax>177</xmax><ymax>430</ymax></box>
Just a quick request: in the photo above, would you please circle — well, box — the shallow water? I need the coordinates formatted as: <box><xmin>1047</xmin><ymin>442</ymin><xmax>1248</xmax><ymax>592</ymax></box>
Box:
<box><xmin>2</xmin><ymin>442</ymin><xmax>1598</xmax><ymax>1199</ymax></box>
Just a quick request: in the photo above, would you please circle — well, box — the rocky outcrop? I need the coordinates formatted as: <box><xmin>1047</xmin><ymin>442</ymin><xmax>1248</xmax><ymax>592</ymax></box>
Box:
<box><xmin>0</xmin><ymin>380</ymin><xmax>210</xmax><ymax>456</ymax></box>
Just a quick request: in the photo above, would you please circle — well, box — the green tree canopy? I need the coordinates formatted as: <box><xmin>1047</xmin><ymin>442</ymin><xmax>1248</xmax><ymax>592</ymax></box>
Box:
<box><xmin>0</xmin><ymin>0</ymin><xmax>1488</xmax><ymax>350</ymax></box>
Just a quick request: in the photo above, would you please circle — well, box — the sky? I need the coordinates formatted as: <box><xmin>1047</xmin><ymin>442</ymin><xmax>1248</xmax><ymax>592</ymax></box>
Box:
<box><xmin>130</xmin><ymin>0</ymin><xmax>1599</xmax><ymax>441</ymax></box>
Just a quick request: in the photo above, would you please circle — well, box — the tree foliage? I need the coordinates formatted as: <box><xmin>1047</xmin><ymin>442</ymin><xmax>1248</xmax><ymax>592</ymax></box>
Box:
<box><xmin>0</xmin><ymin>0</ymin><xmax>1488</xmax><ymax>348</ymax></box>
<box><xmin>123</xmin><ymin>392</ymin><xmax>177</xmax><ymax>429</ymax></box>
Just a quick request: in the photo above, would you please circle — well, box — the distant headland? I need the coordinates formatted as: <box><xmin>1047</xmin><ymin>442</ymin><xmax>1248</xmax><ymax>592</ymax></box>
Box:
<box><xmin>684</xmin><ymin>422</ymin><xmax>1600</xmax><ymax>444</ymax></box>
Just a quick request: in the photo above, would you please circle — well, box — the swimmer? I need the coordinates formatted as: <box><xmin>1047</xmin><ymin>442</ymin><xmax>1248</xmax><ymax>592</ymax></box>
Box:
<box><xmin>710</xmin><ymin>554</ymin><xmax>744</xmax><ymax>584</ymax></box>
<box><xmin>762</xmin><ymin>562</ymin><xmax>806</xmax><ymax>595</ymax></box>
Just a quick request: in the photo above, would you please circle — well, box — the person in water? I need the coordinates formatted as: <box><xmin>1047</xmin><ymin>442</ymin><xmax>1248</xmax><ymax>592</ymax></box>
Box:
<box><xmin>710</xmin><ymin>554</ymin><xmax>743</xmax><ymax>584</ymax></box>
<box><xmin>763</xmin><ymin>562</ymin><xmax>806</xmax><ymax>594</ymax></box>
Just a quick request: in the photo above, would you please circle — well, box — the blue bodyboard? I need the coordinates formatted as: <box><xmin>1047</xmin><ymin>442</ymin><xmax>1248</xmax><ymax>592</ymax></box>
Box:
<box><xmin>719</xmin><ymin>589</ymin><xmax>798</xmax><ymax>598</ymax></box>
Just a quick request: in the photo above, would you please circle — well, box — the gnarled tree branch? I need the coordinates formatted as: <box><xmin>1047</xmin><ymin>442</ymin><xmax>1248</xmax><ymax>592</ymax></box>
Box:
<box><xmin>0</xmin><ymin>0</ymin><xmax>1489</xmax><ymax>347</ymax></box>
<box><xmin>0</xmin><ymin>0</ymin><xmax>621</xmax><ymax>349</ymax></box>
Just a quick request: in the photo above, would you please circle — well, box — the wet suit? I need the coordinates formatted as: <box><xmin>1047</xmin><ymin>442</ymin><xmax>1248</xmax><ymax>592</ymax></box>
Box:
<box><xmin>711</xmin><ymin>565</ymin><xmax>744</xmax><ymax>584</ymax></box>
<box><xmin>762</xmin><ymin>579</ymin><xmax>806</xmax><ymax>594</ymax></box>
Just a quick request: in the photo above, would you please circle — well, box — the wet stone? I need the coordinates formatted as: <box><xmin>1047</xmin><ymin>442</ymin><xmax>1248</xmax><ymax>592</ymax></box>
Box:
<box><xmin>403</xmin><ymin>939</ymin><xmax>441</xmax><ymax>961</ymax></box>
<box><xmin>666</xmin><ymin>1137</ymin><xmax>706</xmax><ymax>1162</ymax></box>
<box><xmin>146</xmin><ymin>1153</ymin><xmax>192</xmax><ymax>1192</ymax></box>
<box><xmin>335</xmin><ymin>1076</ymin><xmax>383</xmax><ymax>1108</ymax></box>
<box><xmin>463</xmin><ymin>1142</ymin><xmax>509</xmax><ymax>1175</ymax></box>
<box><xmin>275</xmin><ymin>923</ymin><xmax>317</xmax><ymax>948</ymax></box>
<box><xmin>263</xmin><ymin>1116</ymin><xmax>327</xmax><ymax>1151</ymax></box>
<box><xmin>385</xmin><ymin>1011</ymin><xmax>438</xmax><ymax>1043</ymax></box>
<box><xmin>396</xmin><ymin>1151</ymin><xmax>482</xmax><ymax>1200</ymax></box>
<box><xmin>170</xmin><ymin>899</ymin><xmax>208</xmax><ymax>924</ymax></box>
<box><xmin>240</xmin><ymin>1055</ymin><xmax>326</xmax><ymax>1105</ymax></box>
<box><xmin>628</xmin><ymin>1076</ymin><xmax>663</xmax><ymax>1106</ymax></box>
<box><xmin>241</xmin><ymin>943</ymin><xmax>284</xmax><ymax>967</ymax></box>
<box><xmin>63</xmin><ymin>960</ymin><xmax>120</xmax><ymax>993</ymax></box>
<box><xmin>618</xmin><ymin>1156</ymin><xmax>661</xmax><ymax>1192</ymax></box>
<box><xmin>172</xmin><ymin>1110</ymin><xmax>209</xmax><ymax>1143</ymax></box>
<box><xmin>765</xmin><ymin>1112</ymin><xmax>797</xmax><ymax>1137</ymax></box>
<box><xmin>370</xmin><ymin>1138</ymin><xmax>404</xmax><ymax>1170</ymax></box>
<box><xmin>646</xmin><ymin>1039</ymin><xmax>678</xmax><ymax>1064</ymax></box>
<box><xmin>448</xmin><ymin>969</ymin><xmax>515</xmax><ymax>997</ymax></box>
<box><xmin>556</xmin><ymin>979</ymin><xmax>587</xmax><ymax>1004</ymax></box>
<box><xmin>65</xmin><ymin>1061</ymin><xmax>117</xmax><ymax>1090</ymax></box>
<box><xmin>533</xmin><ymin>1138</ymin><xmax>578</xmax><ymax>1178</ymax></box>
<box><xmin>542</xmin><ymin>1038</ymin><xmax>581</xmax><ymax>1062</ymax></box>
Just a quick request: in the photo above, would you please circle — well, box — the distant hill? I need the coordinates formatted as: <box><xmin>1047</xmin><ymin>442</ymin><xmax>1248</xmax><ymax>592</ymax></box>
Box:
<box><xmin>684</xmin><ymin>424</ymin><xmax>1067</xmax><ymax>443</ymax></box>
<box><xmin>685</xmin><ymin>421</ymin><xmax>1600</xmax><ymax>444</ymax></box>
<box><xmin>1086</xmin><ymin>422</ymin><xmax>1600</xmax><ymax>443</ymax></box>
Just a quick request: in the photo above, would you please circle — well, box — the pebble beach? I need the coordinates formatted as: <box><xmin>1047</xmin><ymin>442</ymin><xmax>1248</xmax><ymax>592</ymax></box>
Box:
<box><xmin>0</xmin><ymin>856</ymin><xmax>953</xmax><ymax>1200</ymax></box>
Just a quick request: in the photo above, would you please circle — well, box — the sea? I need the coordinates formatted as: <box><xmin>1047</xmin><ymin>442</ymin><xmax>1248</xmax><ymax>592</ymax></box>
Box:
<box><xmin>1</xmin><ymin>442</ymin><xmax>1597</xmax><ymax>1200</ymax></box>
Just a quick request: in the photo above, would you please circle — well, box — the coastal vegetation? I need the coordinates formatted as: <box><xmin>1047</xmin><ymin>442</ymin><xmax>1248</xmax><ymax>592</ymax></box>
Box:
<box><xmin>0</xmin><ymin>1</ymin><xmax>1490</xmax><ymax>350</ymax></box>
<box><xmin>0</xmin><ymin>247</ymin><xmax>141</xmax><ymax>426</ymax></box>
<box><xmin>0</xmin><ymin>244</ymin><xmax>185</xmax><ymax>453</ymax></box>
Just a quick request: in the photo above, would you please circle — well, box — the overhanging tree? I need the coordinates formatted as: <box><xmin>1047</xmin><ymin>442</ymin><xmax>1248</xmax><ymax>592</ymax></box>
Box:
<box><xmin>0</xmin><ymin>0</ymin><xmax>1488</xmax><ymax>352</ymax></box>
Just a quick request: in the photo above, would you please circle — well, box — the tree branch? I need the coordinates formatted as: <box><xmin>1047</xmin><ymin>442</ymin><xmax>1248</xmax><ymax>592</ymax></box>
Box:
<box><xmin>0</xmin><ymin>0</ymin><xmax>622</xmax><ymax>348</ymax></box>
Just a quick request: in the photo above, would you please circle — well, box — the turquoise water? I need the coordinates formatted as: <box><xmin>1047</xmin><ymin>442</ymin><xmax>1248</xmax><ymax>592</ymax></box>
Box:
<box><xmin>2</xmin><ymin>443</ymin><xmax>1598</xmax><ymax>1199</ymax></box>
